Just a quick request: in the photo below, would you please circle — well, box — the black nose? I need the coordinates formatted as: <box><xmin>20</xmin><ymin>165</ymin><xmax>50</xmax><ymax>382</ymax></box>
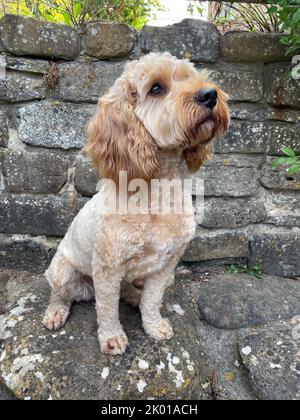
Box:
<box><xmin>194</xmin><ymin>88</ymin><xmax>218</xmax><ymax>109</ymax></box>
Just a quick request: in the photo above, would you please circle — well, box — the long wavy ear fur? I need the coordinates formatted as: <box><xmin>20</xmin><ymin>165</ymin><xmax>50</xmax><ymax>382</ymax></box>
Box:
<box><xmin>86</xmin><ymin>89</ymin><xmax>160</xmax><ymax>182</ymax></box>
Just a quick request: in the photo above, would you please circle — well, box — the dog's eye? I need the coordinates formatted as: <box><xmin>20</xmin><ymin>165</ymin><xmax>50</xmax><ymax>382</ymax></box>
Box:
<box><xmin>149</xmin><ymin>84</ymin><xmax>165</xmax><ymax>96</ymax></box>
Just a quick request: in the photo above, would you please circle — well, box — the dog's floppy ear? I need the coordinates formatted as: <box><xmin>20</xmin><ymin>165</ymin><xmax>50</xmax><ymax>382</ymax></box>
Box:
<box><xmin>86</xmin><ymin>80</ymin><xmax>160</xmax><ymax>182</ymax></box>
<box><xmin>183</xmin><ymin>143</ymin><xmax>213</xmax><ymax>173</ymax></box>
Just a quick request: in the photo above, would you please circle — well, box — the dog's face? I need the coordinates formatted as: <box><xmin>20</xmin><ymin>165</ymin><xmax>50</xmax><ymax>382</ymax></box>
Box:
<box><xmin>87</xmin><ymin>53</ymin><xmax>230</xmax><ymax>180</ymax></box>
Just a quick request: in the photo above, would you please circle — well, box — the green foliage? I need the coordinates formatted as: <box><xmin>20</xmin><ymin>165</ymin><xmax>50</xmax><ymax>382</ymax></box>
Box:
<box><xmin>0</xmin><ymin>0</ymin><xmax>164</xmax><ymax>28</ymax></box>
<box><xmin>227</xmin><ymin>264</ymin><xmax>263</xmax><ymax>279</ymax></box>
<box><xmin>267</xmin><ymin>0</ymin><xmax>300</xmax><ymax>54</ymax></box>
<box><xmin>272</xmin><ymin>147</ymin><xmax>300</xmax><ymax>175</ymax></box>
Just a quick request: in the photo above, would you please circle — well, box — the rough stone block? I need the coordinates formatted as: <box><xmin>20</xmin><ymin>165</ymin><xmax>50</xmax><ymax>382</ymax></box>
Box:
<box><xmin>0</xmin><ymin>234</ymin><xmax>56</xmax><ymax>273</ymax></box>
<box><xmin>0</xmin><ymin>278</ymin><xmax>202</xmax><ymax>400</ymax></box>
<box><xmin>197</xmin><ymin>156</ymin><xmax>260</xmax><ymax>197</ymax></box>
<box><xmin>141</xmin><ymin>19</ymin><xmax>220</xmax><ymax>62</ymax></box>
<box><xmin>0</xmin><ymin>71</ymin><xmax>46</xmax><ymax>103</ymax></box>
<box><xmin>215</xmin><ymin>120</ymin><xmax>268</xmax><ymax>154</ymax></box>
<box><xmin>18</xmin><ymin>101</ymin><xmax>95</xmax><ymax>150</ymax></box>
<box><xmin>222</xmin><ymin>32</ymin><xmax>288</xmax><ymax>63</ymax></box>
<box><xmin>74</xmin><ymin>154</ymin><xmax>99</xmax><ymax>196</ymax></box>
<box><xmin>56</xmin><ymin>61</ymin><xmax>126</xmax><ymax>103</ymax></box>
<box><xmin>0</xmin><ymin>194</ymin><xmax>75</xmax><ymax>236</ymax></box>
<box><xmin>200</xmin><ymin>197</ymin><xmax>267</xmax><ymax>228</ymax></box>
<box><xmin>3</xmin><ymin>150</ymin><xmax>69</xmax><ymax>194</ymax></box>
<box><xmin>209</xmin><ymin>64</ymin><xmax>263</xmax><ymax>102</ymax></box>
<box><xmin>0</xmin><ymin>111</ymin><xmax>9</xmax><ymax>147</ymax></box>
<box><xmin>197</xmin><ymin>274</ymin><xmax>300</xmax><ymax>329</ymax></box>
<box><xmin>183</xmin><ymin>228</ymin><xmax>249</xmax><ymax>262</ymax></box>
<box><xmin>268</xmin><ymin>122</ymin><xmax>300</xmax><ymax>156</ymax></box>
<box><xmin>240</xmin><ymin>322</ymin><xmax>300</xmax><ymax>400</ymax></box>
<box><xmin>81</xmin><ymin>21</ymin><xmax>136</xmax><ymax>59</ymax></box>
<box><xmin>266</xmin><ymin>63</ymin><xmax>300</xmax><ymax>108</ymax></box>
<box><xmin>260</xmin><ymin>160</ymin><xmax>300</xmax><ymax>191</ymax></box>
<box><xmin>4</xmin><ymin>56</ymin><xmax>50</xmax><ymax>74</ymax></box>
<box><xmin>0</xmin><ymin>15</ymin><xmax>80</xmax><ymax>59</ymax></box>
<box><xmin>249</xmin><ymin>228</ymin><xmax>300</xmax><ymax>277</ymax></box>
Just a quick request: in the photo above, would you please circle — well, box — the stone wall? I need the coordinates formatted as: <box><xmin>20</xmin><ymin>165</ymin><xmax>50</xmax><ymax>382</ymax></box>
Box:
<box><xmin>0</xmin><ymin>15</ymin><xmax>299</xmax><ymax>277</ymax></box>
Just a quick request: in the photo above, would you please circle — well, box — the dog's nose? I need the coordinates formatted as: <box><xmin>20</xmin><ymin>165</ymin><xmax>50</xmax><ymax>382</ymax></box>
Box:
<box><xmin>195</xmin><ymin>88</ymin><xmax>218</xmax><ymax>109</ymax></box>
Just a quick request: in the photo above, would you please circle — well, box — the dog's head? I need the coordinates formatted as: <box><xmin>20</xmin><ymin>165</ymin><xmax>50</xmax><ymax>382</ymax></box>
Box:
<box><xmin>87</xmin><ymin>52</ymin><xmax>230</xmax><ymax>180</ymax></box>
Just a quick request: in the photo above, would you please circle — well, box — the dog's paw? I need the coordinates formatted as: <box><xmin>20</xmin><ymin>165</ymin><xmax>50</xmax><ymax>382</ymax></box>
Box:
<box><xmin>144</xmin><ymin>318</ymin><xmax>174</xmax><ymax>341</ymax></box>
<box><xmin>100</xmin><ymin>334</ymin><xmax>128</xmax><ymax>355</ymax></box>
<box><xmin>43</xmin><ymin>307</ymin><xmax>69</xmax><ymax>331</ymax></box>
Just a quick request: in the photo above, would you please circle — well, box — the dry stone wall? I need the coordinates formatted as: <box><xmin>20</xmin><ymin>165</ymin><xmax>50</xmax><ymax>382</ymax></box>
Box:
<box><xmin>0</xmin><ymin>15</ymin><xmax>299</xmax><ymax>277</ymax></box>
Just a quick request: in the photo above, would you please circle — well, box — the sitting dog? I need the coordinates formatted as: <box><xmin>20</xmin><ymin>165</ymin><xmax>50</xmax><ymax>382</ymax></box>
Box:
<box><xmin>43</xmin><ymin>53</ymin><xmax>230</xmax><ymax>355</ymax></box>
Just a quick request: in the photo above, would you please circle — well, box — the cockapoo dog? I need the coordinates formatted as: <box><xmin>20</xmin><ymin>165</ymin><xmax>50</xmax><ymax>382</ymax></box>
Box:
<box><xmin>43</xmin><ymin>53</ymin><xmax>230</xmax><ymax>355</ymax></box>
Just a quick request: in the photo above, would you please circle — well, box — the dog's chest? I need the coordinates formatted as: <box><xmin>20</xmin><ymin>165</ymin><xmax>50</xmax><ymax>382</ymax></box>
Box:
<box><xmin>124</xmin><ymin>215</ymin><xmax>196</xmax><ymax>281</ymax></box>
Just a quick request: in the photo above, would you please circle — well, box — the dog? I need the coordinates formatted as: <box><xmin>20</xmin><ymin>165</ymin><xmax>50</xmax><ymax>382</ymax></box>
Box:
<box><xmin>43</xmin><ymin>53</ymin><xmax>230</xmax><ymax>355</ymax></box>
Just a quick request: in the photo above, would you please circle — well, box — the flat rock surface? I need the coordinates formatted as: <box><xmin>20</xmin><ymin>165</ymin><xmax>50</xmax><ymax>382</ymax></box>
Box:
<box><xmin>0</xmin><ymin>275</ymin><xmax>202</xmax><ymax>400</ymax></box>
<box><xmin>197</xmin><ymin>274</ymin><xmax>300</xmax><ymax>330</ymax></box>
<box><xmin>240</xmin><ymin>320</ymin><xmax>300</xmax><ymax>400</ymax></box>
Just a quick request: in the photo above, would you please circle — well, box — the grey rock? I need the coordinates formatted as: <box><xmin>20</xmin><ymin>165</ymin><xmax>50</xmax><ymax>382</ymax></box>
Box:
<box><xmin>197</xmin><ymin>274</ymin><xmax>300</xmax><ymax>330</ymax></box>
<box><xmin>81</xmin><ymin>21</ymin><xmax>136</xmax><ymax>59</ymax></box>
<box><xmin>266</xmin><ymin>214</ymin><xmax>300</xmax><ymax>228</ymax></box>
<box><xmin>177</xmin><ymin>267</ymin><xmax>257</xmax><ymax>400</ymax></box>
<box><xmin>0</xmin><ymin>277</ymin><xmax>202</xmax><ymax>400</ymax></box>
<box><xmin>209</xmin><ymin>64</ymin><xmax>263</xmax><ymax>102</ymax></box>
<box><xmin>222</xmin><ymin>32</ymin><xmax>288</xmax><ymax>63</ymax></box>
<box><xmin>268</xmin><ymin>122</ymin><xmax>300</xmax><ymax>156</ymax></box>
<box><xmin>197</xmin><ymin>163</ymin><xmax>260</xmax><ymax>197</ymax></box>
<box><xmin>0</xmin><ymin>112</ymin><xmax>8</xmax><ymax>147</ymax></box>
<box><xmin>200</xmin><ymin>198</ymin><xmax>267</xmax><ymax>228</ymax></box>
<box><xmin>18</xmin><ymin>101</ymin><xmax>95</xmax><ymax>150</ymax></box>
<box><xmin>215</xmin><ymin>120</ymin><xmax>268</xmax><ymax>154</ymax></box>
<box><xmin>183</xmin><ymin>228</ymin><xmax>249</xmax><ymax>262</ymax></box>
<box><xmin>0</xmin><ymin>235</ymin><xmax>56</xmax><ymax>274</ymax></box>
<box><xmin>260</xmin><ymin>160</ymin><xmax>300</xmax><ymax>191</ymax></box>
<box><xmin>57</xmin><ymin>60</ymin><xmax>125</xmax><ymax>103</ymax></box>
<box><xmin>0</xmin><ymin>194</ymin><xmax>75</xmax><ymax>236</ymax></box>
<box><xmin>249</xmin><ymin>229</ymin><xmax>300</xmax><ymax>278</ymax></box>
<box><xmin>196</xmin><ymin>322</ymin><xmax>257</xmax><ymax>400</ymax></box>
<box><xmin>3</xmin><ymin>150</ymin><xmax>69</xmax><ymax>194</ymax></box>
<box><xmin>74</xmin><ymin>154</ymin><xmax>99</xmax><ymax>196</ymax></box>
<box><xmin>266</xmin><ymin>63</ymin><xmax>300</xmax><ymax>108</ymax></box>
<box><xmin>76</xmin><ymin>196</ymin><xmax>90</xmax><ymax>213</ymax></box>
<box><xmin>229</xmin><ymin>103</ymin><xmax>300</xmax><ymax>124</ymax></box>
<box><xmin>240</xmin><ymin>321</ymin><xmax>300</xmax><ymax>400</ymax></box>
<box><xmin>4</xmin><ymin>56</ymin><xmax>50</xmax><ymax>74</ymax></box>
<box><xmin>0</xmin><ymin>383</ymin><xmax>15</xmax><ymax>400</ymax></box>
<box><xmin>0</xmin><ymin>71</ymin><xmax>46</xmax><ymax>103</ymax></box>
<box><xmin>141</xmin><ymin>19</ymin><xmax>220</xmax><ymax>62</ymax></box>
<box><xmin>0</xmin><ymin>15</ymin><xmax>80</xmax><ymax>59</ymax></box>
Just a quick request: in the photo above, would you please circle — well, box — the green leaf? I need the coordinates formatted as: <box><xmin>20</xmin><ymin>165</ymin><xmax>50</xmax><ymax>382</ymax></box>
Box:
<box><xmin>282</xmin><ymin>146</ymin><xmax>296</xmax><ymax>157</ymax></box>
<box><xmin>62</xmin><ymin>12</ymin><xmax>72</xmax><ymax>26</ymax></box>
<box><xmin>268</xmin><ymin>6</ymin><xmax>278</xmax><ymax>14</ymax></box>
<box><xmin>292</xmin><ymin>7</ymin><xmax>300</xmax><ymax>25</ymax></box>
<box><xmin>74</xmin><ymin>3</ymin><xmax>82</xmax><ymax>20</ymax></box>
<box><xmin>288</xmin><ymin>165</ymin><xmax>300</xmax><ymax>175</ymax></box>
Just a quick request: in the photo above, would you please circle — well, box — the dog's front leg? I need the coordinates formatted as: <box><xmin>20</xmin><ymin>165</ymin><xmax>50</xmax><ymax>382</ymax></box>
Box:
<box><xmin>140</xmin><ymin>264</ymin><xmax>176</xmax><ymax>341</ymax></box>
<box><xmin>93</xmin><ymin>262</ymin><xmax>128</xmax><ymax>355</ymax></box>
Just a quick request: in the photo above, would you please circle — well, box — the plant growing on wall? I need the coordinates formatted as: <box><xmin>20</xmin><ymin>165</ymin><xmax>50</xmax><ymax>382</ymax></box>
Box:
<box><xmin>189</xmin><ymin>1</ymin><xmax>300</xmax><ymax>53</ymax></box>
<box><xmin>0</xmin><ymin>0</ymin><xmax>164</xmax><ymax>28</ymax></box>
<box><xmin>267</xmin><ymin>0</ymin><xmax>300</xmax><ymax>54</ymax></box>
<box><xmin>272</xmin><ymin>147</ymin><xmax>300</xmax><ymax>175</ymax></box>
